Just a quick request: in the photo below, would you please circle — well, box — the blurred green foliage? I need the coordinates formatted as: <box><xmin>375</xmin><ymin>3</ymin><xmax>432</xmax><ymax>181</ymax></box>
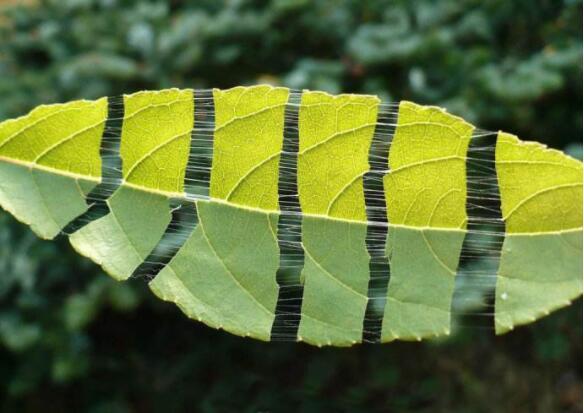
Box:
<box><xmin>0</xmin><ymin>0</ymin><xmax>582</xmax><ymax>412</ymax></box>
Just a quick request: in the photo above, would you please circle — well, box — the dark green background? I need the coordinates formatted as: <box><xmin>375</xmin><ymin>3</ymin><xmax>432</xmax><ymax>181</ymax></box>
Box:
<box><xmin>0</xmin><ymin>1</ymin><xmax>581</xmax><ymax>412</ymax></box>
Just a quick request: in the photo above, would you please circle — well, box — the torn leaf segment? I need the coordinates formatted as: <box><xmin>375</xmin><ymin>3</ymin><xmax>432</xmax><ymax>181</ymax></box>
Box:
<box><xmin>494</xmin><ymin>132</ymin><xmax>583</xmax><ymax>334</ymax></box>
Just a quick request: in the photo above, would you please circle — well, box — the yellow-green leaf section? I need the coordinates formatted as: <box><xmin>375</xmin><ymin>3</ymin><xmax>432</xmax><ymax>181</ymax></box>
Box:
<box><xmin>0</xmin><ymin>98</ymin><xmax>107</xmax><ymax>177</ymax></box>
<box><xmin>384</xmin><ymin>101</ymin><xmax>473</xmax><ymax>228</ymax></box>
<box><xmin>496</xmin><ymin>132</ymin><xmax>582</xmax><ymax>233</ymax></box>
<box><xmin>121</xmin><ymin>89</ymin><xmax>193</xmax><ymax>193</ymax></box>
<box><xmin>297</xmin><ymin>91</ymin><xmax>379</xmax><ymax>221</ymax></box>
<box><xmin>210</xmin><ymin>85</ymin><xmax>289</xmax><ymax>210</ymax></box>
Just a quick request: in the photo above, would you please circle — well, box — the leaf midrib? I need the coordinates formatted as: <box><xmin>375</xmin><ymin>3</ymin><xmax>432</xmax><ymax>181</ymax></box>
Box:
<box><xmin>3</xmin><ymin>153</ymin><xmax>579</xmax><ymax>234</ymax></box>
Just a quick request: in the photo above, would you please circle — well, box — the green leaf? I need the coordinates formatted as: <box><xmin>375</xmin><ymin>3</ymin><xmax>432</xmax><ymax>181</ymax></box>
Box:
<box><xmin>494</xmin><ymin>132</ymin><xmax>583</xmax><ymax>333</ymax></box>
<box><xmin>382</xmin><ymin>226</ymin><xmax>466</xmax><ymax>341</ymax></box>
<box><xmin>151</xmin><ymin>201</ymin><xmax>280</xmax><ymax>340</ymax></box>
<box><xmin>0</xmin><ymin>85</ymin><xmax>581</xmax><ymax>346</ymax></box>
